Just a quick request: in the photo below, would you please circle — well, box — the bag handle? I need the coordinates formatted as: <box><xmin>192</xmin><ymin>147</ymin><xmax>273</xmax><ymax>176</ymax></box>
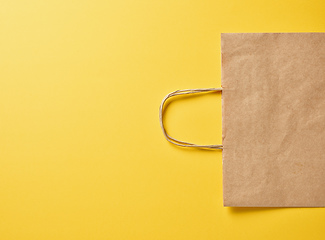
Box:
<box><xmin>159</xmin><ymin>88</ymin><xmax>223</xmax><ymax>150</ymax></box>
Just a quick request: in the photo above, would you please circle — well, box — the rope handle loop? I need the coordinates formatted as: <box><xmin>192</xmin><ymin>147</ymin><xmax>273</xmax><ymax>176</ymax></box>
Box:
<box><xmin>159</xmin><ymin>88</ymin><xmax>223</xmax><ymax>150</ymax></box>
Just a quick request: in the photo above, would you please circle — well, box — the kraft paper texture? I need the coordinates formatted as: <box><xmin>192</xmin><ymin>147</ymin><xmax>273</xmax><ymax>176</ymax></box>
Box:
<box><xmin>221</xmin><ymin>33</ymin><xmax>325</xmax><ymax>207</ymax></box>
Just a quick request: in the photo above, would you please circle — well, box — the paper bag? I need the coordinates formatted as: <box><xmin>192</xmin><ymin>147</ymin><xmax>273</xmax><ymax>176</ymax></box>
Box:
<box><xmin>221</xmin><ymin>33</ymin><xmax>325</xmax><ymax>207</ymax></box>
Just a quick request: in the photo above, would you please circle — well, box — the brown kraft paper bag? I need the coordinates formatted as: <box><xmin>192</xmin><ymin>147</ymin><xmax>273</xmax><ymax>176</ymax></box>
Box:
<box><xmin>221</xmin><ymin>33</ymin><xmax>325</xmax><ymax>207</ymax></box>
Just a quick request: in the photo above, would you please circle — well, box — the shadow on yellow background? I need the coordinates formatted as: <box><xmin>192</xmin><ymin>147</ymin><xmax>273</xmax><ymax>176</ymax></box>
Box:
<box><xmin>0</xmin><ymin>0</ymin><xmax>324</xmax><ymax>239</ymax></box>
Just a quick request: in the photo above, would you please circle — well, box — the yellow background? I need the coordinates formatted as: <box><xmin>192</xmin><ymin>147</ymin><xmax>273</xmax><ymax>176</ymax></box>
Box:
<box><xmin>0</xmin><ymin>0</ymin><xmax>324</xmax><ymax>239</ymax></box>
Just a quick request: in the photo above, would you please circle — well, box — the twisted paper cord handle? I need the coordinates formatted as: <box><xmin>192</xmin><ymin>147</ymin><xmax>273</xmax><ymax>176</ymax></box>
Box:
<box><xmin>159</xmin><ymin>88</ymin><xmax>223</xmax><ymax>150</ymax></box>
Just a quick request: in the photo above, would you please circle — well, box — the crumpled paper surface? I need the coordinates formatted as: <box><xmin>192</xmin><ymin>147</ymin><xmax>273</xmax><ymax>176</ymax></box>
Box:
<box><xmin>221</xmin><ymin>33</ymin><xmax>325</xmax><ymax>207</ymax></box>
